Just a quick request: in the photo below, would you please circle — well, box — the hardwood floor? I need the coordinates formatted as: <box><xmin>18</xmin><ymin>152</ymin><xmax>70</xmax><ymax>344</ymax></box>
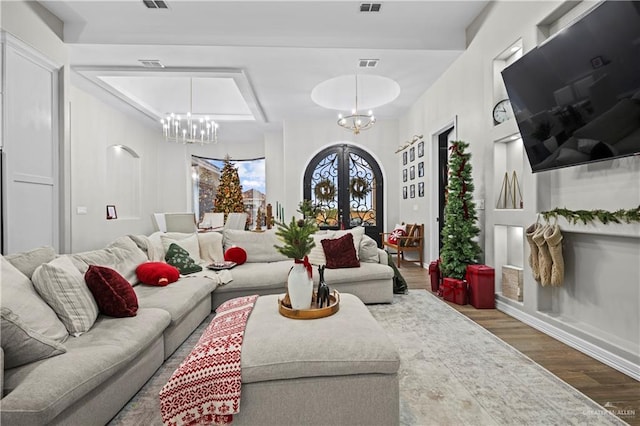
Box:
<box><xmin>397</xmin><ymin>260</ymin><xmax>640</xmax><ymax>425</ymax></box>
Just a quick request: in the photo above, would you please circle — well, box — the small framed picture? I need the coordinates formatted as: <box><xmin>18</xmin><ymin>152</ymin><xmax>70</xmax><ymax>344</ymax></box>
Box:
<box><xmin>403</xmin><ymin>151</ymin><xmax>408</xmax><ymax>165</ymax></box>
<box><xmin>410</xmin><ymin>165</ymin><xmax>415</xmax><ymax>180</ymax></box>
<box><xmin>418</xmin><ymin>141</ymin><xmax>424</xmax><ymax>158</ymax></box>
<box><xmin>410</xmin><ymin>184</ymin><xmax>415</xmax><ymax>198</ymax></box>
<box><xmin>418</xmin><ymin>182</ymin><xmax>424</xmax><ymax>197</ymax></box>
<box><xmin>402</xmin><ymin>186</ymin><xmax>408</xmax><ymax>199</ymax></box>
<box><xmin>409</xmin><ymin>147</ymin><xmax>415</xmax><ymax>162</ymax></box>
<box><xmin>403</xmin><ymin>168</ymin><xmax>408</xmax><ymax>182</ymax></box>
<box><xmin>106</xmin><ymin>205</ymin><xmax>117</xmax><ymax>220</ymax></box>
<box><xmin>418</xmin><ymin>162</ymin><xmax>424</xmax><ymax>177</ymax></box>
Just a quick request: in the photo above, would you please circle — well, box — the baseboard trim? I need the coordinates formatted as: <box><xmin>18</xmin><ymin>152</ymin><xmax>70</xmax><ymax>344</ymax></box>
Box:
<box><xmin>496</xmin><ymin>300</ymin><xmax>640</xmax><ymax>381</ymax></box>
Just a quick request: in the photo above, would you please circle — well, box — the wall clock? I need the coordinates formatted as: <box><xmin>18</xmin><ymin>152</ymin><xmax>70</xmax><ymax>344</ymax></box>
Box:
<box><xmin>492</xmin><ymin>99</ymin><xmax>512</xmax><ymax>125</ymax></box>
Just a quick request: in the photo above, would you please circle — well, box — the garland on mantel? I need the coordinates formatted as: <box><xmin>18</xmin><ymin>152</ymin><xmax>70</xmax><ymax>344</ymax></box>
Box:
<box><xmin>541</xmin><ymin>206</ymin><xmax>640</xmax><ymax>225</ymax></box>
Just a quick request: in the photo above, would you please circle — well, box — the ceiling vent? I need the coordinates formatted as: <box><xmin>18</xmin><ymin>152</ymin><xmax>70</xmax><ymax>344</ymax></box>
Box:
<box><xmin>360</xmin><ymin>3</ymin><xmax>381</xmax><ymax>12</ymax></box>
<box><xmin>138</xmin><ymin>59</ymin><xmax>165</xmax><ymax>68</ymax></box>
<box><xmin>143</xmin><ymin>0</ymin><xmax>168</xmax><ymax>9</ymax></box>
<box><xmin>358</xmin><ymin>59</ymin><xmax>379</xmax><ymax>68</ymax></box>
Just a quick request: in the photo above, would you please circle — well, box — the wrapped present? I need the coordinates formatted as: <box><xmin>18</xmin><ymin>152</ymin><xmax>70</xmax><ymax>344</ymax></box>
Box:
<box><xmin>442</xmin><ymin>277</ymin><xmax>468</xmax><ymax>305</ymax></box>
<box><xmin>428</xmin><ymin>260</ymin><xmax>441</xmax><ymax>293</ymax></box>
<box><xmin>466</xmin><ymin>264</ymin><xmax>495</xmax><ymax>309</ymax></box>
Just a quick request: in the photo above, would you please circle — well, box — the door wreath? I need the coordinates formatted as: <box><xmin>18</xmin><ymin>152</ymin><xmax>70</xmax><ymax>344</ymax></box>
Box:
<box><xmin>350</xmin><ymin>177</ymin><xmax>371</xmax><ymax>200</ymax></box>
<box><xmin>314</xmin><ymin>179</ymin><xmax>336</xmax><ymax>202</ymax></box>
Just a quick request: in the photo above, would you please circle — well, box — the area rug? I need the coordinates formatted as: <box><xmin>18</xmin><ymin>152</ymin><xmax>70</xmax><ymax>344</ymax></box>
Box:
<box><xmin>109</xmin><ymin>290</ymin><xmax>625</xmax><ymax>426</ymax></box>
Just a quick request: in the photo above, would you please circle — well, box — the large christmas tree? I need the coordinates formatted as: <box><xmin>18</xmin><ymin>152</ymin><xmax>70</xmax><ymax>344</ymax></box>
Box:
<box><xmin>213</xmin><ymin>157</ymin><xmax>245</xmax><ymax>221</ymax></box>
<box><xmin>440</xmin><ymin>140</ymin><xmax>482</xmax><ymax>279</ymax></box>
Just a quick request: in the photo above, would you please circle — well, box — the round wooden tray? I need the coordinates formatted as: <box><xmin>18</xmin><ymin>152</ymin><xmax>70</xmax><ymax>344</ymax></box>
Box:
<box><xmin>278</xmin><ymin>290</ymin><xmax>340</xmax><ymax>320</ymax></box>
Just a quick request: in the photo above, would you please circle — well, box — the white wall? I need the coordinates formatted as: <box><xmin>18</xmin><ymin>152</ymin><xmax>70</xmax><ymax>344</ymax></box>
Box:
<box><xmin>398</xmin><ymin>0</ymin><xmax>640</xmax><ymax>377</ymax></box>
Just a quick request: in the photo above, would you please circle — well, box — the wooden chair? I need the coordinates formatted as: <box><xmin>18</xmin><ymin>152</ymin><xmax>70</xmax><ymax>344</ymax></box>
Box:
<box><xmin>380</xmin><ymin>223</ymin><xmax>424</xmax><ymax>268</ymax></box>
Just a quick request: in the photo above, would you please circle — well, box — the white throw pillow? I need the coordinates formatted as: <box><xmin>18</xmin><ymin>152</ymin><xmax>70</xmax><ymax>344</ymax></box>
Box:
<box><xmin>161</xmin><ymin>233</ymin><xmax>203</xmax><ymax>265</ymax></box>
<box><xmin>359</xmin><ymin>234</ymin><xmax>380</xmax><ymax>263</ymax></box>
<box><xmin>32</xmin><ymin>256</ymin><xmax>99</xmax><ymax>337</ymax></box>
<box><xmin>0</xmin><ymin>256</ymin><xmax>69</xmax><ymax>343</ymax></box>
<box><xmin>197</xmin><ymin>232</ymin><xmax>225</xmax><ymax>263</ymax></box>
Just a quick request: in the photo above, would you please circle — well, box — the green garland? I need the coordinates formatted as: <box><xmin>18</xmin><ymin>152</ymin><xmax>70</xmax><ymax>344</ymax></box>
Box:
<box><xmin>541</xmin><ymin>206</ymin><xmax>640</xmax><ymax>225</ymax></box>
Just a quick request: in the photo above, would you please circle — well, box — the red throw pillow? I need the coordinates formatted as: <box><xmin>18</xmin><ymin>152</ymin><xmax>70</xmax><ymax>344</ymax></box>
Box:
<box><xmin>224</xmin><ymin>246</ymin><xmax>247</xmax><ymax>265</ymax></box>
<box><xmin>321</xmin><ymin>233</ymin><xmax>360</xmax><ymax>269</ymax></box>
<box><xmin>136</xmin><ymin>262</ymin><xmax>180</xmax><ymax>286</ymax></box>
<box><xmin>85</xmin><ymin>265</ymin><xmax>138</xmax><ymax>318</ymax></box>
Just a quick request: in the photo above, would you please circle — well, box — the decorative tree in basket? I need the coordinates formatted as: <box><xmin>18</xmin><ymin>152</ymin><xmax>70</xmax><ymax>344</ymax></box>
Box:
<box><xmin>440</xmin><ymin>140</ymin><xmax>482</xmax><ymax>280</ymax></box>
<box><xmin>213</xmin><ymin>156</ymin><xmax>245</xmax><ymax>222</ymax></box>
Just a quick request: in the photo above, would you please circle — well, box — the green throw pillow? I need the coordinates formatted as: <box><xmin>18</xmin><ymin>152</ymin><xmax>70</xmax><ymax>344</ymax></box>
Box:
<box><xmin>165</xmin><ymin>243</ymin><xmax>203</xmax><ymax>275</ymax></box>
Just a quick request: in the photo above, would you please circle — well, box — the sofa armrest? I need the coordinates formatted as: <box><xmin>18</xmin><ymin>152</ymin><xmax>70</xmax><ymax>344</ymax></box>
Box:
<box><xmin>377</xmin><ymin>248</ymin><xmax>388</xmax><ymax>265</ymax></box>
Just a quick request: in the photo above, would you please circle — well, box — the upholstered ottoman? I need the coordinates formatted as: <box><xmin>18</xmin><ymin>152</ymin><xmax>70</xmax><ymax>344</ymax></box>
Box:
<box><xmin>236</xmin><ymin>293</ymin><xmax>400</xmax><ymax>426</ymax></box>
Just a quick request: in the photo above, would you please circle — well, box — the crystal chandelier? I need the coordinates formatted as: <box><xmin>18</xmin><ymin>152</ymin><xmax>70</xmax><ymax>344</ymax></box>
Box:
<box><xmin>337</xmin><ymin>74</ymin><xmax>376</xmax><ymax>134</ymax></box>
<box><xmin>161</xmin><ymin>79</ymin><xmax>219</xmax><ymax>144</ymax></box>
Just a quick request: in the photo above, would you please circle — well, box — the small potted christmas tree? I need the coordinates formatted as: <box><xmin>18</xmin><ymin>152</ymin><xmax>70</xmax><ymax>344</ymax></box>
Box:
<box><xmin>440</xmin><ymin>140</ymin><xmax>482</xmax><ymax>305</ymax></box>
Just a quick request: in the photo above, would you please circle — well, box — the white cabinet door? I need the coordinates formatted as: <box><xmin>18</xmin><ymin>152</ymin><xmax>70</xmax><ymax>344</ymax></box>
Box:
<box><xmin>3</xmin><ymin>40</ymin><xmax>59</xmax><ymax>253</ymax></box>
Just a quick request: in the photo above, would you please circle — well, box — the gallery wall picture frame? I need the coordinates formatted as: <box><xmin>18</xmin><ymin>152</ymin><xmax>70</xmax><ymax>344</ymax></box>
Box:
<box><xmin>418</xmin><ymin>141</ymin><xmax>424</xmax><ymax>157</ymax></box>
<box><xmin>403</xmin><ymin>151</ymin><xmax>407</xmax><ymax>165</ymax></box>
<box><xmin>403</xmin><ymin>168</ymin><xmax>407</xmax><ymax>182</ymax></box>
<box><xmin>410</xmin><ymin>184</ymin><xmax>415</xmax><ymax>198</ymax></box>
<box><xmin>418</xmin><ymin>162</ymin><xmax>424</xmax><ymax>177</ymax></box>
<box><xmin>418</xmin><ymin>182</ymin><xmax>424</xmax><ymax>197</ymax></box>
<box><xmin>403</xmin><ymin>186</ymin><xmax>408</xmax><ymax>199</ymax></box>
<box><xmin>106</xmin><ymin>205</ymin><xmax>117</xmax><ymax>220</ymax></box>
<box><xmin>409</xmin><ymin>147</ymin><xmax>415</xmax><ymax>162</ymax></box>
<box><xmin>410</xmin><ymin>165</ymin><xmax>415</xmax><ymax>180</ymax></box>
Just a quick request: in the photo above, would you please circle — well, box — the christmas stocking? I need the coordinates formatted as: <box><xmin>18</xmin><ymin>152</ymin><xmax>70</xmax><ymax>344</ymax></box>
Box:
<box><xmin>544</xmin><ymin>224</ymin><xmax>564</xmax><ymax>286</ymax></box>
<box><xmin>525</xmin><ymin>222</ymin><xmax>542</xmax><ymax>281</ymax></box>
<box><xmin>532</xmin><ymin>224</ymin><xmax>552</xmax><ymax>286</ymax></box>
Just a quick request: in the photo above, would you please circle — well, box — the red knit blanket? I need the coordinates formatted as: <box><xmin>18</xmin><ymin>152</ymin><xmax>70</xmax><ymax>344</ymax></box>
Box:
<box><xmin>159</xmin><ymin>295</ymin><xmax>259</xmax><ymax>426</ymax></box>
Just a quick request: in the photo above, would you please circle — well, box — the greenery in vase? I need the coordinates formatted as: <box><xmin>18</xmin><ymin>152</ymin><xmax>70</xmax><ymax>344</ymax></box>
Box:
<box><xmin>274</xmin><ymin>201</ymin><xmax>318</xmax><ymax>259</ymax></box>
<box><xmin>440</xmin><ymin>140</ymin><xmax>482</xmax><ymax>279</ymax></box>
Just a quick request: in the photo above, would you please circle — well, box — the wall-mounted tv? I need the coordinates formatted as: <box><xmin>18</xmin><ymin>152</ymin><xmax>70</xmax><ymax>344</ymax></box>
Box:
<box><xmin>501</xmin><ymin>0</ymin><xmax>640</xmax><ymax>173</ymax></box>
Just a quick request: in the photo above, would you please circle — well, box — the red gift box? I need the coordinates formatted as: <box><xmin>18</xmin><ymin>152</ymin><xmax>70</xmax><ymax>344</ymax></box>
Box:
<box><xmin>466</xmin><ymin>265</ymin><xmax>495</xmax><ymax>309</ymax></box>
<box><xmin>442</xmin><ymin>277</ymin><xmax>468</xmax><ymax>305</ymax></box>
<box><xmin>428</xmin><ymin>260</ymin><xmax>441</xmax><ymax>293</ymax></box>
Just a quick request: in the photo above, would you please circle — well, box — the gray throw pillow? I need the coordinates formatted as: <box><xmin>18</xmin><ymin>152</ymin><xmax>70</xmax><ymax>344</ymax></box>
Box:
<box><xmin>4</xmin><ymin>246</ymin><xmax>57</xmax><ymax>279</ymax></box>
<box><xmin>0</xmin><ymin>256</ymin><xmax>69</xmax><ymax>344</ymax></box>
<box><xmin>1</xmin><ymin>307</ymin><xmax>67</xmax><ymax>368</ymax></box>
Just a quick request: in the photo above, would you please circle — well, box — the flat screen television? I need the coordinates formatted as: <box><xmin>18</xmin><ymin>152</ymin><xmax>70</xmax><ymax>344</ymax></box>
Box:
<box><xmin>501</xmin><ymin>0</ymin><xmax>640</xmax><ymax>173</ymax></box>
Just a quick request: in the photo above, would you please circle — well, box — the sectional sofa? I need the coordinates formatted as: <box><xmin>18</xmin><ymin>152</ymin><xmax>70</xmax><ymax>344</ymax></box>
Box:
<box><xmin>0</xmin><ymin>227</ymin><xmax>394</xmax><ymax>425</ymax></box>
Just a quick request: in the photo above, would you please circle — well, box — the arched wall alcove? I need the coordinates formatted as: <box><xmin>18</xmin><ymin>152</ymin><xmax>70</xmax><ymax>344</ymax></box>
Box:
<box><xmin>106</xmin><ymin>144</ymin><xmax>141</xmax><ymax>219</ymax></box>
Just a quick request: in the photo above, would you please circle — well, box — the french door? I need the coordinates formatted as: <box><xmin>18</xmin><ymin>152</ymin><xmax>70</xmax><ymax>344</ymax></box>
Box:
<box><xmin>303</xmin><ymin>144</ymin><xmax>383</xmax><ymax>245</ymax></box>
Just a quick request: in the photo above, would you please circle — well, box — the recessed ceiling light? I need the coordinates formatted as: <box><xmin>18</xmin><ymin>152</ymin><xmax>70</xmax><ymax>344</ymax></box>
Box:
<box><xmin>360</xmin><ymin>3</ymin><xmax>382</xmax><ymax>13</ymax></box>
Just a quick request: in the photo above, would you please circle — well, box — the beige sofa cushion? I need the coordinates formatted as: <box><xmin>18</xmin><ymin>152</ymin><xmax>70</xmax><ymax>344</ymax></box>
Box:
<box><xmin>4</xmin><ymin>246</ymin><xmax>57</xmax><ymax>279</ymax></box>
<box><xmin>72</xmin><ymin>236</ymin><xmax>148</xmax><ymax>285</ymax></box>
<box><xmin>224</xmin><ymin>229</ymin><xmax>288</xmax><ymax>263</ymax></box>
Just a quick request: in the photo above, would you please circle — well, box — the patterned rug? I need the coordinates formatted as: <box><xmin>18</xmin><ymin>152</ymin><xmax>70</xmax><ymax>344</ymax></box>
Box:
<box><xmin>109</xmin><ymin>290</ymin><xmax>625</xmax><ymax>425</ymax></box>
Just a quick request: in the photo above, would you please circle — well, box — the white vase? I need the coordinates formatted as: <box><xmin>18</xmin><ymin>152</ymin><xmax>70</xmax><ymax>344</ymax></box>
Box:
<box><xmin>287</xmin><ymin>262</ymin><xmax>313</xmax><ymax>310</ymax></box>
